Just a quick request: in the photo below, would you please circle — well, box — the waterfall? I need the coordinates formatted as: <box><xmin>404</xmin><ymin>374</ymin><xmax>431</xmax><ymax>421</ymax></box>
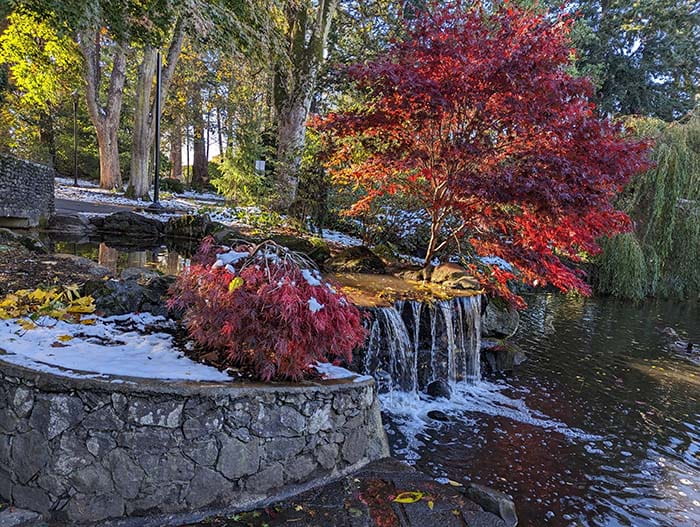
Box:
<box><xmin>360</xmin><ymin>295</ymin><xmax>482</xmax><ymax>393</ymax></box>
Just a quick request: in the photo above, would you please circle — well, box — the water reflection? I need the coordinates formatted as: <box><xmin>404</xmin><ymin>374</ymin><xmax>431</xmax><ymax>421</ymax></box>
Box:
<box><xmin>384</xmin><ymin>295</ymin><xmax>700</xmax><ymax>527</ymax></box>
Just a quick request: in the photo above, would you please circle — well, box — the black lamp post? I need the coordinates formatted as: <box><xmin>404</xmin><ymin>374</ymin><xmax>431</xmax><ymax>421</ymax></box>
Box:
<box><xmin>146</xmin><ymin>51</ymin><xmax>163</xmax><ymax>212</ymax></box>
<box><xmin>72</xmin><ymin>91</ymin><xmax>79</xmax><ymax>186</ymax></box>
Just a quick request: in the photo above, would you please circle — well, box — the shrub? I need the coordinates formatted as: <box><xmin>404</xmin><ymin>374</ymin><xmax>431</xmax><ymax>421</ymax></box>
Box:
<box><xmin>160</xmin><ymin>177</ymin><xmax>185</xmax><ymax>194</ymax></box>
<box><xmin>168</xmin><ymin>237</ymin><xmax>366</xmax><ymax>381</ymax></box>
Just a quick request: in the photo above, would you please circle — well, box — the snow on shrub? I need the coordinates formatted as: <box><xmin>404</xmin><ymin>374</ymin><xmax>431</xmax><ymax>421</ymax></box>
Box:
<box><xmin>168</xmin><ymin>237</ymin><xmax>366</xmax><ymax>381</ymax></box>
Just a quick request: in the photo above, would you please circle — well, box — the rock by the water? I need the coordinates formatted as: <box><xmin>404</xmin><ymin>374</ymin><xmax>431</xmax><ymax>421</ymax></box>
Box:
<box><xmin>326</xmin><ymin>246</ymin><xmax>386</xmax><ymax>274</ymax></box>
<box><xmin>83</xmin><ymin>274</ymin><xmax>175</xmax><ymax>317</ymax></box>
<box><xmin>463</xmin><ymin>483</ymin><xmax>518</xmax><ymax>527</ymax></box>
<box><xmin>482</xmin><ymin>301</ymin><xmax>519</xmax><ymax>338</ymax></box>
<box><xmin>47</xmin><ymin>214</ymin><xmax>94</xmax><ymax>235</ymax></box>
<box><xmin>90</xmin><ymin>211</ymin><xmax>163</xmax><ymax>238</ymax></box>
<box><xmin>426</xmin><ymin>379</ymin><xmax>452</xmax><ymax>399</ymax></box>
<box><xmin>430</xmin><ymin>263</ymin><xmax>480</xmax><ymax>290</ymax></box>
<box><xmin>0</xmin><ymin>228</ymin><xmax>48</xmax><ymax>254</ymax></box>
<box><xmin>398</xmin><ymin>265</ymin><xmax>434</xmax><ymax>282</ymax></box>
<box><xmin>482</xmin><ymin>340</ymin><xmax>527</xmax><ymax>374</ymax></box>
<box><xmin>163</xmin><ymin>214</ymin><xmax>214</xmax><ymax>240</ymax></box>
<box><xmin>119</xmin><ymin>267</ymin><xmax>161</xmax><ymax>282</ymax></box>
<box><xmin>427</xmin><ymin>410</ymin><xmax>450</xmax><ymax>422</ymax></box>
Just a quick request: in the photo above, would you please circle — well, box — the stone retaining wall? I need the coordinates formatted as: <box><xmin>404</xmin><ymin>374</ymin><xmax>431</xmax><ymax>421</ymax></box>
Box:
<box><xmin>0</xmin><ymin>360</ymin><xmax>389</xmax><ymax>526</ymax></box>
<box><xmin>0</xmin><ymin>155</ymin><xmax>55</xmax><ymax>228</ymax></box>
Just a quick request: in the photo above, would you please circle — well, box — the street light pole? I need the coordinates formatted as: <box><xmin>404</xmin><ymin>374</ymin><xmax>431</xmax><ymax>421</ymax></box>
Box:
<box><xmin>72</xmin><ymin>92</ymin><xmax>78</xmax><ymax>186</ymax></box>
<box><xmin>147</xmin><ymin>50</ymin><xmax>163</xmax><ymax>211</ymax></box>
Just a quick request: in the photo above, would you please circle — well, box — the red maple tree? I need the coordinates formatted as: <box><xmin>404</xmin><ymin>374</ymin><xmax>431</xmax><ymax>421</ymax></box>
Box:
<box><xmin>314</xmin><ymin>2</ymin><xmax>651</xmax><ymax>306</ymax></box>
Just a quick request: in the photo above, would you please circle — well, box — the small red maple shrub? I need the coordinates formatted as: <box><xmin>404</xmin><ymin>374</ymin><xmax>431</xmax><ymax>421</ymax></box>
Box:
<box><xmin>168</xmin><ymin>238</ymin><xmax>366</xmax><ymax>381</ymax></box>
<box><xmin>314</xmin><ymin>1</ymin><xmax>652</xmax><ymax>307</ymax></box>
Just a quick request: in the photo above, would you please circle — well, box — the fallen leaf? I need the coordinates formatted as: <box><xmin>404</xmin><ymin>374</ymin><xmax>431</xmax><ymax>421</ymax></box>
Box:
<box><xmin>57</xmin><ymin>335</ymin><xmax>73</xmax><ymax>342</ymax></box>
<box><xmin>393</xmin><ymin>491</ymin><xmax>424</xmax><ymax>503</ymax></box>
<box><xmin>446</xmin><ymin>479</ymin><xmax>463</xmax><ymax>487</ymax></box>
<box><xmin>427</xmin><ymin>500</ymin><xmax>434</xmax><ymax>510</ymax></box>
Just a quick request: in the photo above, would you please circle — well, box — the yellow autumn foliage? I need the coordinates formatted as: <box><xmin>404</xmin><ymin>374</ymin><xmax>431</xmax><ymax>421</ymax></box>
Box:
<box><xmin>0</xmin><ymin>285</ymin><xmax>96</xmax><ymax>323</ymax></box>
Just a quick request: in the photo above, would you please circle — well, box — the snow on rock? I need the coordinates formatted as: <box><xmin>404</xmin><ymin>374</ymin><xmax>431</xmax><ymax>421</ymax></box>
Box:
<box><xmin>313</xmin><ymin>362</ymin><xmax>373</xmax><ymax>383</ymax></box>
<box><xmin>0</xmin><ymin>314</ymin><xmax>232</xmax><ymax>382</ymax></box>
<box><xmin>308</xmin><ymin>297</ymin><xmax>324</xmax><ymax>313</ymax></box>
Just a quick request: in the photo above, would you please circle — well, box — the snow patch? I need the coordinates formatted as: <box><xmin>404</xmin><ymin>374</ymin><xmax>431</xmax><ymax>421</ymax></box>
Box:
<box><xmin>313</xmin><ymin>362</ymin><xmax>373</xmax><ymax>383</ymax></box>
<box><xmin>301</xmin><ymin>269</ymin><xmax>322</xmax><ymax>287</ymax></box>
<box><xmin>0</xmin><ymin>314</ymin><xmax>232</xmax><ymax>382</ymax></box>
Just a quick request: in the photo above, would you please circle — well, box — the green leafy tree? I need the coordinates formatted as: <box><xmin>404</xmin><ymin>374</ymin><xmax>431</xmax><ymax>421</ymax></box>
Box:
<box><xmin>568</xmin><ymin>0</ymin><xmax>699</xmax><ymax>119</ymax></box>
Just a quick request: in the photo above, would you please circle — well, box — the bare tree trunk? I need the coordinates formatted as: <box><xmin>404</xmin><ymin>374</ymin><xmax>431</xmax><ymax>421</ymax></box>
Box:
<box><xmin>272</xmin><ymin>0</ymin><xmax>339</xmax><ymax>211</ymax></box>
<box><xmin>216</xmin><ymin>105</ymin><xmax>224</xmax><ymax>157</ymax></box>
<box><xmin>127</xmin><ymin>20</ymin><xmax>186</xmax><ymax>198</ymax></box>
<box><xmin>169</xmin><ymin>117</ymin><xmax>183</xmax><ymax>180</ymax></box>
<box><xmin>79</xmin><ymin>30</ymin><xmax>127</xmax><ymax>190</ymax></box>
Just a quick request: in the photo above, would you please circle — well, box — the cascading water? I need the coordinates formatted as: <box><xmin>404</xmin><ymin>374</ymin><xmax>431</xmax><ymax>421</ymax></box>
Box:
<box><xmin>360</xmin><ymin>295</ymin><xmax>482</xmax><ymax>394</ymax></box>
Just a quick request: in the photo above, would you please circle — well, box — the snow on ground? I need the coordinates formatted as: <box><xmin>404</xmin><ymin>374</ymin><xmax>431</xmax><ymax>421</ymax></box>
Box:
<box><xmin>0</xmin><ymin>313</ymin><xmax>232</xmax><ymax>382</ymax></box>
<box><xmin>321</xmin><ymin>229</ymin><xmax>363</xmax><ymax>247</ymax></box>
<box><xmin>56</xmin><ymin>183</ymin><xmax>196</xmax><ymax>212</ymax></box>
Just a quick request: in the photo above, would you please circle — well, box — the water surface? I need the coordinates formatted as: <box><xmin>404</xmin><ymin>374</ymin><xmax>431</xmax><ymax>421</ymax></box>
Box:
<box><xmin>383</xmin><ymin>295</ymin><xmax>700</xmax><ymax>527</ymax></box>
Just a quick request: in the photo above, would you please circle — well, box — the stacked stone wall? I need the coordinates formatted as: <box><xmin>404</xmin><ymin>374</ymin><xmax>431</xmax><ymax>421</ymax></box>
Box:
<box><xmin>0</xmin><ymin>360</ymin><xmax>389</xmax><ymax>525</ymax></box>
<box><xmin>0</xmin><ymin>155</ymin><xmax>55</xmax><ymax>227</ymax></box>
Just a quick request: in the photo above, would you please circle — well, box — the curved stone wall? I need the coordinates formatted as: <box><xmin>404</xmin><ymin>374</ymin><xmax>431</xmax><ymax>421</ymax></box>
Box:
<box><xmin>0</xmin><ymin>360</ymin><xmax>389</xmax><ymax>525</ymax></box>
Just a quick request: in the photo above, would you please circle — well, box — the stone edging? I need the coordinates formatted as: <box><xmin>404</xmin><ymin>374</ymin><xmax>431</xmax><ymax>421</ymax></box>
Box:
<box><xmin>0</xmin><ymin>359</ymin><xmax>390</xmax><ymax>525</ymax></box>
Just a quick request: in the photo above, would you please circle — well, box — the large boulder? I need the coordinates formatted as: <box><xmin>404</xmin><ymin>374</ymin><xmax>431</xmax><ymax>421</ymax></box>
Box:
<box><xmin>213</xmin><ymin>226</ymin><xmax>252</xmax><ymax>246</ymax></box>
<box><xmin>163</xmin><ymin>213</ymin><xmax>214</xmax><ymax>240</ymax></box>
<box><xmin>83</xmin><ymin>269</ymin><xmax>175</xmax><ymax>317</ymax></box>
<box><xmin>431</xmin><ymin>263</ymin><xmax>480</xmax><ymax>290</ymax></box>
<box><xmin>426</xmin><ymin>379</ymin><xmax>452</xmax><ymax>399</ymax></box>
<box><xmin>326</xmin><ymin>246</ymin><xmax>386</xmax><ymax>274</ymax></box>
<box><xmin>482</xmin><ymin>301</ymin><xmax>519</xmax><ymax>338</ymax></box>
<box><xmin>90</xmin><ymin>211</ymin><xmax>163</xmax><ymax>238</ymax></box>
<box><xmin>47</xmin><ymin>214</ymin><xmax>94</xmax><ymax>236</ymax></box>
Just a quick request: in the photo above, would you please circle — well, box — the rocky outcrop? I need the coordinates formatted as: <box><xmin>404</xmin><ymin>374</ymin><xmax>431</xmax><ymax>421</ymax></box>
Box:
<box><xmin>430</xmin><ymin>263</ymin><xmax>481</xmax><ymax>290</ymax></box>
<box><xmin>90</xmin><ymin>212</ymin><xmax>163</xmax><ymax>238</ymax></box>
<box><xmin>326</xmin><ymin>246</ymin><xmax>386</xmax><ymax>274</ymax></box>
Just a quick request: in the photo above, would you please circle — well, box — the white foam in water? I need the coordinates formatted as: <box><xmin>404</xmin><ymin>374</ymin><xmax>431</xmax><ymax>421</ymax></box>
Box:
<box><xmin>381</xmin><ymin>379</ymin><xmax>601</xmax><ymax>461</ymax></box>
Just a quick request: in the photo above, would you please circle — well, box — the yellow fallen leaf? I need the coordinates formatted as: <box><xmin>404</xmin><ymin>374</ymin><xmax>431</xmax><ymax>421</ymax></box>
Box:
<box><xmin>57</xmin><ymin>335</ymin><xmax>73</xmax><ymax>342</ymax></box>
<box><xmin>79</xmin><ymin>318</ymin><xmax>97</xmax><ymax>325</ymax></box>
<box><xmin>446</xmin><ymin>479</ymin><xmax>463</xmax><ymax>487</ymax></box>
<box><xmin>393</xmin><ymin>491</ymin><xmax>424</xmax><ymax>504</ymax></box>
<box><xmin>427</xmin><ymin>500</ymin><xmax>434</xmax><ymax>510</ymax></box>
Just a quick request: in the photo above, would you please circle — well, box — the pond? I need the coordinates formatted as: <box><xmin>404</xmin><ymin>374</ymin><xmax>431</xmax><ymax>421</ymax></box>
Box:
<box><xmin>382</xmin><ymin>295</ymin><xmax>700</xmax><ymax>527</ymax></box>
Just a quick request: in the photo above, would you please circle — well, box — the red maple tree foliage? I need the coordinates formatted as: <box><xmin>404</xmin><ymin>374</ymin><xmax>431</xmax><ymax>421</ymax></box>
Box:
<box><xmin>168</xmin><ymin>237</ymin><xmax>366</xmax><ymax>381</ymax></box>
<box><xmin>314</xmin><ymin>1</ymin><xmax>651</xmax><ymax>307</ymax></box>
